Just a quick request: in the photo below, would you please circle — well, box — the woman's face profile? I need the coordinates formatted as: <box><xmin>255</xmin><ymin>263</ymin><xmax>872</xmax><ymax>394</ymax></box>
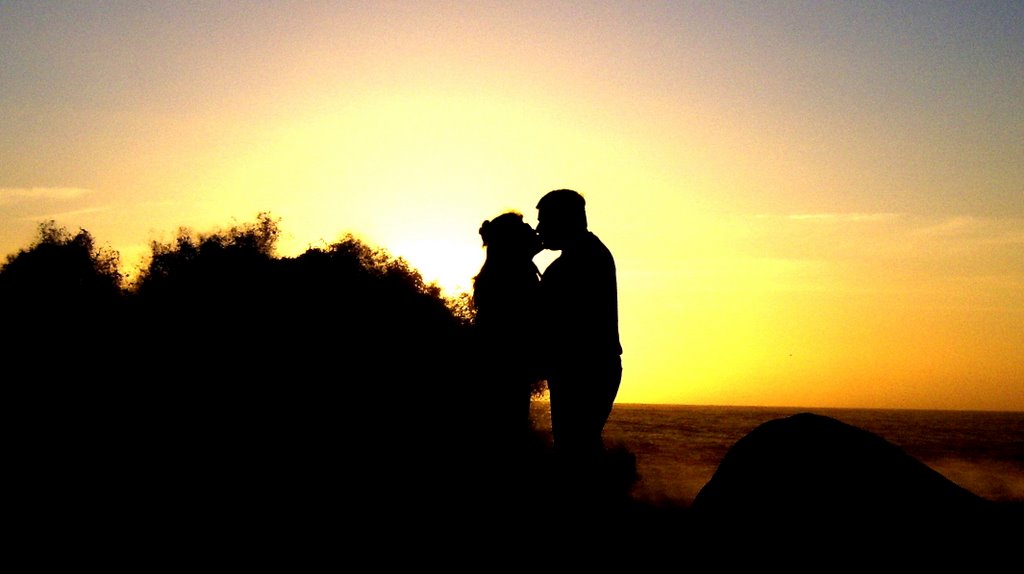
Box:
<box><xmin>522</xmin><ymin>223</ymin><xmax>542</xmax><ymax>257</ymax></box>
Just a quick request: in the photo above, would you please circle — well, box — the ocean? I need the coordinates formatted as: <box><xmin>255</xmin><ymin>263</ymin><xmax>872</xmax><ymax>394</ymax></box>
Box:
<box><xmin>531</xmin><ymin>403</ymin><xmax>1024</xmax><ymax>507</ymax></box>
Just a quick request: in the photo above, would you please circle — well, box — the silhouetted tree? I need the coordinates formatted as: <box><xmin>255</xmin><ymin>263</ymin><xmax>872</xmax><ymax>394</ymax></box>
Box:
<box><xmin>118</xmin><ymin>217</ymin><xmax>499</xmax><ymax>531</ymax></box>
<box><xmin>133</xmin><ymin>211</ymin><xmax>279</xmax><ymax>303</ymax></box>
<box><xmin>1</xmin><ymin>220</ymin><xmax>123</xmax><ymax>381</ymax></box>
<box><xmin>2</xmin><ymin>222</ymin><xmax>130</xmax><ymax>528</ymax></box>
<box><xmin>1</xmin><ymin>220</ymin><xmax>122</xmax><ymax>314</ymax></box>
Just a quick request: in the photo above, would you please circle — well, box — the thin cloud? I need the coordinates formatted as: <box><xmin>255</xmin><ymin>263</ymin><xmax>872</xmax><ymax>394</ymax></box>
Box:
<box><xmin>917</xmin><ymin>215</ymin><xmax>979</xmax><ymax>234</ymax></box>
<box><xmin>0</xmin><ymin>187</ymin><xmax>93</xmax><ymax>206</ymax></box>
<box><xmin>20</xmin><ymin>205</ymin><xmax>111</xmax><ymax>221</ymax></box>
<box><xmin>785</xmin><ymin>212</ymin><xmax>902</xmax><ymax>222</ymax></box>
<box><xmin>913</xmin><ymin>215</ymin><xmax>1024</xmax><ymax>245</ymax></box>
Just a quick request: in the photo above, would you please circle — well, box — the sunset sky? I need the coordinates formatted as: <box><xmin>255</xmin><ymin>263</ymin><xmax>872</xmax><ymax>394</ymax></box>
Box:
<box><xmin>2</xmin><ymin>2</ymin><xmax>1021</xmax><ymax>411</ymax></box>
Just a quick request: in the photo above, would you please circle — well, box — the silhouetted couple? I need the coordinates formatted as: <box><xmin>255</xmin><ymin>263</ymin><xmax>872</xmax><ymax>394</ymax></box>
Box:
<box><xmin>474</xmin><ymin>189</ymin><xmax>622</xmax><ymax>470</ymax></box>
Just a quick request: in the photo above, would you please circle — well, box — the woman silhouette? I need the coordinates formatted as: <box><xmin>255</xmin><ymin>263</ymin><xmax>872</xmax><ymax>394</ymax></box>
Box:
<box><xmin>473</xmin><ymin>211</ymin><xmax>543</xmax><ymax>440</ymax></box>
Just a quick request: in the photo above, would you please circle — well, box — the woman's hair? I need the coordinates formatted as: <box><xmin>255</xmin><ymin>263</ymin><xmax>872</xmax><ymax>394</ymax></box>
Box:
<box><xmin>479</xmin><ymin>211</ymin><xmax>526</xmax><ymax>247</ymax></box>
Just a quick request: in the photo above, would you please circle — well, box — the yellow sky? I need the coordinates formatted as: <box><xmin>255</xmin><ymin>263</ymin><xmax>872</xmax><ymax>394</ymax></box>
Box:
<box><xmin>2</xmin><ymin>3</ymin><xmax>1022</xmax><ymax>410</ymax></box>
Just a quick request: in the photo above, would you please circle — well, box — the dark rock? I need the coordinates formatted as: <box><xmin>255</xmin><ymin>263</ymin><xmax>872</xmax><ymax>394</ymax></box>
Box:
<box><xmin>690</xmin><ymin>413</ymin><xmax>1002</xmax><ymax>550</ymax></box>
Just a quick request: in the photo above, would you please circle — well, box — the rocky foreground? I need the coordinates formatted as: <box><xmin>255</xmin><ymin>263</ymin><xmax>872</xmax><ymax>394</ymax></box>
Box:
<box><xmin>616</xmin><ymin>412</ymin><xmax>1022</xmax><ymax>560</ymax></box>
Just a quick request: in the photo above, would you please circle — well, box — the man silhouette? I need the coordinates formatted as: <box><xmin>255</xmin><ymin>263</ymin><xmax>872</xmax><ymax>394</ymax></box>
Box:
<box><xmin>536</xmin><ymin>189</ymin><xmax>622</xmax><ymax>464</ymax></box>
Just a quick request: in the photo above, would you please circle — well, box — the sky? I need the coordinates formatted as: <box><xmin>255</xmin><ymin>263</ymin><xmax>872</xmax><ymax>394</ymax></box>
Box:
<box><xmin>2</xmin><ymin>1</ymin><xmax>1021</xmax><ymax>411</ymax></box>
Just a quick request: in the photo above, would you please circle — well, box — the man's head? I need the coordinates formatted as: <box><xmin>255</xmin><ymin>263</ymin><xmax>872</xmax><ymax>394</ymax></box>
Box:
<box><xmin>536</xmin><ymin>189</ymin><xmax>587</xmax><ymax>250</ymax></box>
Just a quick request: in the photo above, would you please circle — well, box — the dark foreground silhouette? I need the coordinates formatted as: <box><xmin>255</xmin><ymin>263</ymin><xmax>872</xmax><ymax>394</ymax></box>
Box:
<box><xmin>3</xmin><ymin>216</ymin><xmax>1019</xmax><ymax>562</ymax></box>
